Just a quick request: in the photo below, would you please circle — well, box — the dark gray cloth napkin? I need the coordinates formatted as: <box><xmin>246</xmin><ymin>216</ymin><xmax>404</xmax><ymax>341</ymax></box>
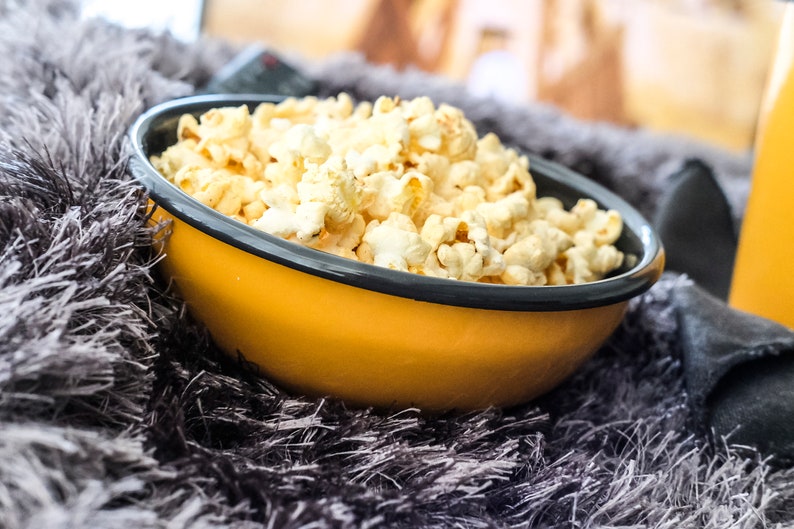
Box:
<box><xmin>672</xmin><ymin>283</ymin><xmax>794</xmax><ymax>463</ymax></box>
<box><xmin>655</xmin><ymin>160</ymin><xmax>794</xmax><ymax>465</ymax></box>
<box><xmin>653</xmin><ymin>159</ymin><xmax>737</xmax><ymax>300</ymax></box>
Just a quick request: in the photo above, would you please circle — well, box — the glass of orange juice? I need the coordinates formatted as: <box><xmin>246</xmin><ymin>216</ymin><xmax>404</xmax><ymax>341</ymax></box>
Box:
<box><xmin>730</xmin><ymin>4</ymin><xmax>794</xmax><ymax>328</ymax></box>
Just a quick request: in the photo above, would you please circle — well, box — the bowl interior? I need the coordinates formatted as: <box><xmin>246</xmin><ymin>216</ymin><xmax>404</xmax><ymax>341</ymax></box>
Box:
<box><xmin>130</xmin><ymin>94</ymin><xmax>664</xmax><ymax>312</ymax></box>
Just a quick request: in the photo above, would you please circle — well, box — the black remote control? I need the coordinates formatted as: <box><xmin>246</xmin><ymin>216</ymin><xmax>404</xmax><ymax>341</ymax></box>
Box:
<box><xmin>199</xmin><ymin>45</ymin><xmax>317</xmax><ymax>97</ymax></box>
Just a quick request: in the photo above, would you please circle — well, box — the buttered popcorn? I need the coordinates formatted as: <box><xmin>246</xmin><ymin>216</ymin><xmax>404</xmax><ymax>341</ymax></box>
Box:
<box><xmin>151</xmin><ymin>93</ymin><xmax>625</xmax><ymax>285</ymax></box>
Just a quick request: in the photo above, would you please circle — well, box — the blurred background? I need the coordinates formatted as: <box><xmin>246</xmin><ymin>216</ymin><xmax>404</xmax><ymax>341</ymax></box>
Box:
<box><xmin>82</xmin><ymin>0</ymin><xmax>785</xmax><ymax>152</ymax></box>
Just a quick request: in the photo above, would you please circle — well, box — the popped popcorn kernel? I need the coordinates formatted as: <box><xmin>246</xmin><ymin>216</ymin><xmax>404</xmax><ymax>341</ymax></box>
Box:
<box><xmin>152</xmin><ymin>93</ymin><xmax>625</xmax><ymax>285</ymax></box>
<box><xmin>297</xmin><ymin>155</ymin><xmax>360</xmax><ymax>231</ymax></box>
<box><xmin>360</xmin><ymin>212</ymin><xmax>431</xmax><ymax>272</ymax></box>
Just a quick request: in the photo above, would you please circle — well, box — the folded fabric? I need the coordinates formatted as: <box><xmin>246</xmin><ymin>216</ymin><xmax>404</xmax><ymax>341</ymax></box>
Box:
<box><xmin>654</xmin><ymin>159</ymin><xmax>794</xmax><ymax>464</ymax></box>
<box><xmin>673</xmin><ymin>276</ymin><xmax>794</xmax><ymax>465</ymax></box>
<box><xmin>653</xmin><ymin>159</ymin><xmax>737</xmax><ymax>300</ymax></box>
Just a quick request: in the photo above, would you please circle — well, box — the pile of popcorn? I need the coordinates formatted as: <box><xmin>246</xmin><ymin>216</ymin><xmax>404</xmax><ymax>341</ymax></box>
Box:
<box><xmin>152</xmin><ymin>93</ymin><xmax>625</xmax><ymax>285</ymax></box>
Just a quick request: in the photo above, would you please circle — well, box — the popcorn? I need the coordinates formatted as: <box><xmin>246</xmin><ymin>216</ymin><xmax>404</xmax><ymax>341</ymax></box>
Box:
<box><xmin>419</xmin><ymin>212</ymin><xmax>504</xmax><ymax>281</ymax></box>
<box><xmin>171</xmin><ymin>166</ymin><xmax>264</xmax><ymax>220</ymax></box>
<box><xmin>152</xmin><ymin>94</ymin><xmax>625</xmax><ymax>285</ymax></box>
<box><xmin>475</xmin><ymin>192</ymin><xmax>531</xmax><ymax>239</ymax></box>
<box><xmin>361</xmin><ymin>170</ymin><xmax>432</xmax><ymax>221</ymax></box>
<box><xmin>359</xmin><ymin>212</ymin><xmax>430</xmax><ymax>272</ymax></box>
<box><xmin>297</xmin><ymin>155</ymin><xmax>360</xmax><ymax>231</ymax></box>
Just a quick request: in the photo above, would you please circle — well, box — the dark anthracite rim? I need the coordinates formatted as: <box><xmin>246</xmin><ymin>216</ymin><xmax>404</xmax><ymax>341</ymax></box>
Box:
<box><xmin>129</xmin><ymin>94</ymin><xmax>664</xmax><ymax>312</ymax></box>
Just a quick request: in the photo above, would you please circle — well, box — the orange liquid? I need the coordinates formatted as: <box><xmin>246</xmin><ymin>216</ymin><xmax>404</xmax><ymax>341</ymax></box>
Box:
<box><xmin>729</xmin><ymin>7</ymin><xmax>794</xmax><ymax>328</ymax></box>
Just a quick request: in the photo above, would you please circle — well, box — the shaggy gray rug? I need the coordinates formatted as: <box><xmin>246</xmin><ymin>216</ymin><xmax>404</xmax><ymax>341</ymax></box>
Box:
<box><xmin>1</xmin><ymin>1</ymin><xmax>793</xmax><ymax>528</ymax></box>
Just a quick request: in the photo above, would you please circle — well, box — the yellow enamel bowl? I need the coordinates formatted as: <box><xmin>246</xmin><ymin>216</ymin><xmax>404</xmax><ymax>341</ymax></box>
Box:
<box><xmin>129</xmin><ymin>94</ymin><xmax>664</xmax><ymax>412</ymax></box>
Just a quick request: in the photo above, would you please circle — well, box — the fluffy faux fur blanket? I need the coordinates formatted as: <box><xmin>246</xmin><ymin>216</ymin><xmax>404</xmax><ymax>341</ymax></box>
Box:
<box><xmin>1</xmin><ymin>2</ymin><xmax>792</xmax><ymax>528</ymax></box>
